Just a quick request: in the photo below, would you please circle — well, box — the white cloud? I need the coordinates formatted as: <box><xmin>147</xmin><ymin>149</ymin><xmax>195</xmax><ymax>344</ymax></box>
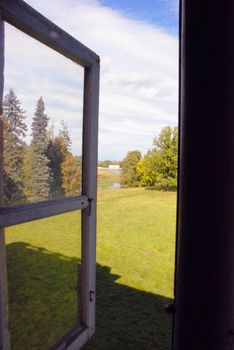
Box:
<box><xmin>4</xmin><ymin>0</ymin><xmax>178</xmax><ymax>160</ymax></box>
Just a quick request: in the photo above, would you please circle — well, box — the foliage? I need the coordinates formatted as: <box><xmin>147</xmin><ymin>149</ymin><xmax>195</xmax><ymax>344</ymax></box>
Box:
<box><xmin>138</xmin><ymin>126</ymin><xmax>178</xmax><ymax>190</ymax></box>
<box><xmin>98</xmin><ymin>160</ymin><xmax>122</xmax><ymax>168</ymax></box>
<box><xmin>61</xmin><ymin>152</ymin><xmax>81</xmax><ymax>195</ymax></box>
<box><xmin>59</xmin><ymin>121</ymin><xmax>81</xmax><ymax>196</ymax></box>
<box><xmin>137</xmin><ymin>153</ymin><xmax>161</xmax><ymax>187</ymax></box>
<box><xmin>22</xmin><ymin>145</ymin><xmax>33</xmax><ymax>199</ymax></box>
<box><xmin>3</xmin><ymin>90</ymin><xmax>82</xmax><ymax>202</ymax></box>
<box><xmin>6</xmin><ymin>188</ymin><xmax>175</xmax><ymax>350</ymax></box>
<box><xmin>59</xmin><ymin>120</ymin><xmax>72</xmax><ymax>152</ymax></box>
<box><xmin>74</xmin><ymin>155</ymin><xmax>82</xmax><ymax>167</ymax></box>
<box><xmin>118</xmin><ymin>160</ymin><xmax>123</xmax><ymax>168</ymax></box>
<box><xmin>46</xmin><ymin>136</ymin><xmax>64</xmax><ymax>198</ymax></box>
<box><xmin>98</xmin><ymin>160</ymin><xmax>112</xmax><ymax>168</ymax></box>
<box><xmin>120</xmin><ymin>150</ymin><xmax>141</xmax><ymax>187</ymax></box>
<box><xmin>46</xmin><ymin>121</ymin><xmax>81</xmax><ymax>197</ymax></box>
<box><xmin>97</xmin><ymin>168</ymin><xmax>120</xmax><ymax>188</ymax></box>
<box><xmin>3</xmin><ymin>89</ymin><xmax>27</xmax><ymax>204</ymax></box>
<box><xmin>31</xmin><ymin>97</ymin><xmax>51</xmax><ymax>201</ymax></box>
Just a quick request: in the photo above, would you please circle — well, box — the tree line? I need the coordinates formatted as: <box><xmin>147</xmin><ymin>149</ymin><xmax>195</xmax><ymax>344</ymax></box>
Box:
<box><xmin>3</xmin><ymin>89</ymin><xmax>81</xmax><ymax>205</ymax></box>
<box><xmin>98</xmin><ymin>160</ymin><xmax>122</xmax><ymax>168</ymax></box>
<box><xmin>120</xmin><ymin>126</ymin><xmax>178</xmax><ymax>190</ymax></box>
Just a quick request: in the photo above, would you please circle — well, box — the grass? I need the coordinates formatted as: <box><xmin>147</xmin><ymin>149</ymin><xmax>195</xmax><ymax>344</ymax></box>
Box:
<box><xmin>5</xmin><ymin>188</ymin><xmax>176</xmax><ymax>350</ymax></box>
<box><xmin>97</xmin><ymin>168</ymin><xmax>120</xmax><ymax>188</ymax></box>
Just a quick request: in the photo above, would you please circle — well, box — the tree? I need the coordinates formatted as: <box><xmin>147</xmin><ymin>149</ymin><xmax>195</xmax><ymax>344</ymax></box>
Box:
<box><xmin>31</xmin><ymin>97</ymin><xmax>51</xmax><ymax>200</ymax></box>
<box><xmin>23</xmin><ymin>145</ymin><xmax>33</xmax><ymax>199</ymax></box>
<box><xmin>98</xmin><ymin>160</ymin><xmax>122</xmax><ymax>168</ymax></box>
<box><xmin>98</xmin><ymin>160</ymin><xmax>112</xmax><ymax>168</ymax></box>
<box><xmin>61</xmin><ymin>152</ymin><xmax>81</xmax><ymax>195</ymax></box>
<box><xmin>153</xmin><ymin>126</ymin><xmax>178</xmax><ymax>178</ymax></box>
<box><xmin>58</xmin><ymin>121</ymin><xmax>81</xmax><ymax>196</ymax></box>
<box><xmin>137</xmin><ymin>152</ymin><xmax>161</xmax><ymax>187</ymax></box>
<box><xmin>46</xmin><ymin>136</ymin><xmax>64</xmax><ymax>198</ymax></box>
<box><xmin>120</xmin><ymin>150</ymin><xmax>141</xmax><ymax>187</ymax></box>
<box><xmin>138</xmin><ymin>126</ymin><xmax>178</xmax><ymax>190</ymax></box>
<box><xmin>59</xmin><ymin>120</ymin><xmax>72</xmax><ymax>152</ymax></box>
<box><xmin>3</xmin><ymin>89</ymin><xmax>27</xmax><ymax>204</ymax></box>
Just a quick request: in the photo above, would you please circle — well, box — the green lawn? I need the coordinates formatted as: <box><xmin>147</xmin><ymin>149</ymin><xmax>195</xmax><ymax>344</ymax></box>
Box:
<box><xmin>5</xmin><ymin>188</ymin><xmax>176</xmax><ymax>350</ymax></box>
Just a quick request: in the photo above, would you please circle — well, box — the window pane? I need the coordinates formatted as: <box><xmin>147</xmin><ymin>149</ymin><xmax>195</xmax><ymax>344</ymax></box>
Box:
<box><xmin>3</xmin><ymin>23</ymin><xmax>83</xmax><ymax>206</ymax></box>
<box><xmin>5</xmin><ymin>211</ymin><xmax>81</xmax><ymax>350</ymax></box>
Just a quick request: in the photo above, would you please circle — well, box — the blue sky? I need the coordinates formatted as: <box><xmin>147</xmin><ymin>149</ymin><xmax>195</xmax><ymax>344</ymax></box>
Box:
<box><xmin>4</xmin><ymin>0</ymin><xmax>179</xmax><ymax>160</ymax></box>
<box><xmin>100</xmin><ymin>0</ymin><xmax>178</xmax><ymax>34</ymax></box>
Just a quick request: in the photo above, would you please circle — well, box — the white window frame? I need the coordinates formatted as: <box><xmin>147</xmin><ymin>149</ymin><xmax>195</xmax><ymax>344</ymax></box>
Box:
<box><xmin>0</xmin><ymin>0</ymin><xmax>100</xmax><ymax>349</ymax></box>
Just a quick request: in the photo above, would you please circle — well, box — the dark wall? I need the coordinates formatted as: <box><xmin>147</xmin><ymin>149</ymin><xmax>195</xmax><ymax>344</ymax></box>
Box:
<box><xmin>174</xmin><ymin>1</ymin><xmax>234</xmax><ymax>349</ymax></box>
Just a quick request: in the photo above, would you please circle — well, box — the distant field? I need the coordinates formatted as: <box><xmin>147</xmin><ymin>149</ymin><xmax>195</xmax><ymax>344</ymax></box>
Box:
<box><xmin>97</xmin><ymin>168</ymin><xmax>120</xmax><ymax>188</ymax></box>
<box><xmin>5</xmin><ymin>188</ymin><xmax>176</xmax><ymax>350</ymax></box>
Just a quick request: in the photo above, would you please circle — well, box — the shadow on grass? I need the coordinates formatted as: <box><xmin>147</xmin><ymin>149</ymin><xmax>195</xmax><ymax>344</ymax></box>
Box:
<box><xmin>6</xmin><ymin>242</ymin><xmax>172</xmax><ymax>350</ymax></box>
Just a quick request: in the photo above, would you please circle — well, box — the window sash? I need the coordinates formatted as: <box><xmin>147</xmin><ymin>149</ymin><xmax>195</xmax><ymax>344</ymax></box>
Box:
<box><xmin>0</xmin><ymin>0</ymin><xmax>99</xmax><ymax>349</ymax></box>
<box><xmin>0</xmin><ymin>0</ymin><xmax>99</xmax><ymax>68</ymax></box>
<box><xmin>0</xmin><ymin>196</ymin><xmax>89</xmax><ymax>228</ymax></box>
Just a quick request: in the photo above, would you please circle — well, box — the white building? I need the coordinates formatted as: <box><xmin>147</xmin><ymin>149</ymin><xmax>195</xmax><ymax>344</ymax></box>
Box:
<box><xmin>108</xmin><ymin>164</ymin><xmax>120</xmax><ymax>170</ymax></box>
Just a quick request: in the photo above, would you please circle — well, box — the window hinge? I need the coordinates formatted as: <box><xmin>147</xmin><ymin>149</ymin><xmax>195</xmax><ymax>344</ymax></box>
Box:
<box><xmin>89</xmin><ymin>290</ymin><xmax>95</xmax><ymax>302</ymax></box>
<box><xmin>165</xmin><ymin>302</ymin><xmax>176</xmax><ymax>315</ymax></box>
<box><xmin>88</xmin><ymin>198</ymin><xmax>93</xmax><ymax>216</ymax></box>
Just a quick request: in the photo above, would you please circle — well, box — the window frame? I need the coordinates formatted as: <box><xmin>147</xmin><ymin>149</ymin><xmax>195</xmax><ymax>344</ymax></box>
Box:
<box><xmin>0</xmin><ymin>0</ymin><xmax>100</xmax><ymax>349</ymax></box>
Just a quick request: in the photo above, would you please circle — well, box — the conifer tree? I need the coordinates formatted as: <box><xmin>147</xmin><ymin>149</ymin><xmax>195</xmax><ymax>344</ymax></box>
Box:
<box><xmin>31</xmin><ymin>97</ymin><xmax>51</xmax><ymax>200</ymax></box>
<box><xmin>59</xmin><ymin>120</ymin><xmax>72</xmax><ymax>154</ymax></box>
<box><xmin>46</xmin><ymin>121</ymin><xmax>81</xmax><ymax>198</ymax></box>
<box><xmin>59</xmin><ymin>121</ymin><xmax>81</xmax><ymax>196</ymax></box>
<box><xmin>46</xmin><ymin>136</ymin><xmax>64</xmax><ymax>198</ymax></box>
<box><xmin>23</xmin><ymin>145</ymin><xmax>33</xmax><ymax>199</ymax></box>
<box><xmin>3</xmin><ymin>89</ymin><xmax>27</xmax><ymax>204</ymax></box>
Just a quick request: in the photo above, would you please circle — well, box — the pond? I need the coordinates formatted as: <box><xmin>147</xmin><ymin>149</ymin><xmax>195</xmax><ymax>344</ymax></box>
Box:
<box><xmin>110</xmin><ymin>183</ymin><xmax>121</xmax><ymax>189</ymax></box>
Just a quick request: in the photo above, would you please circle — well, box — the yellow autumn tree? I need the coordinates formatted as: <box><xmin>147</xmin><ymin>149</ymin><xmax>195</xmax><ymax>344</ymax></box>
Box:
<box><xmin>61</xmin><ymin>152</ymin><xmax>81</xmax><ymax>195</ymax></box>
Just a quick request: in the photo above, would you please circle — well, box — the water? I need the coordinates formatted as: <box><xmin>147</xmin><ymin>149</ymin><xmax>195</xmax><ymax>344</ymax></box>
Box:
<box><xmin>111</xmin><ymin>183</ymin><xmax>121</xmax><ymax>189</ymax></box>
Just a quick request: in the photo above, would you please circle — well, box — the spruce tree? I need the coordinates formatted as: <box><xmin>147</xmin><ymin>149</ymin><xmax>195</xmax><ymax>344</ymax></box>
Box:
<box><xmin>3</xmin><ymin>89</ymin><xmax>27</xmax><ymax>204</ymax></box>
<box><xmin>59</xmin><ymin>120</ymin><xmax>72</xmax><ymax>154</ymax></box>
<box><xmin>31</xmin><ymin>97</ymin><xmax>51</xmax><ymax>201</ymax></box>
<box><xmin>59</xmin><ymin>121</ymin><xmax>81</xmax><ymax>196</ymax></box>
<box><xmin>46</xmin><ymin>136</ymin><xmax>64</xmax><ymax>198</ymax></box>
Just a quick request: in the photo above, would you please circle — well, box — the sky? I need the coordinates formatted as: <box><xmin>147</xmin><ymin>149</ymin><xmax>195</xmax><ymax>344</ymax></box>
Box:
<box><xmin>4</xmin><ymin>0</ymin><xmax>179</xmax><ymax>160</ymax></box>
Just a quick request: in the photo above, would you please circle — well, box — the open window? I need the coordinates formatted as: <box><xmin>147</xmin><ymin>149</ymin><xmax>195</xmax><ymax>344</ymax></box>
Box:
<box><xmin>0</xmin><ymin>0</ymin><xmax>99</xmax><ymax>349</ymax></box>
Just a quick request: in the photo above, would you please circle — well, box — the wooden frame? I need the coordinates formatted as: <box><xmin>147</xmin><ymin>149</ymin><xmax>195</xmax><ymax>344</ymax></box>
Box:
<box><xmin>0</xmin><ymin>0</ymin><xmax>99</xmax><ymax>349</ymax></box>
<box><xmin>0</xmin><ymin>196</ymin><xmax>89</xmax><ymax>228</ymax></box>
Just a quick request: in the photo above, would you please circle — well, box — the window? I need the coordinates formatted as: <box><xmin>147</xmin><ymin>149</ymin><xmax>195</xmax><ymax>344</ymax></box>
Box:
<box><xmin>0</xmin><ymin>1</ymin><xmax>99</xmax><ymax>349</ymax></box>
